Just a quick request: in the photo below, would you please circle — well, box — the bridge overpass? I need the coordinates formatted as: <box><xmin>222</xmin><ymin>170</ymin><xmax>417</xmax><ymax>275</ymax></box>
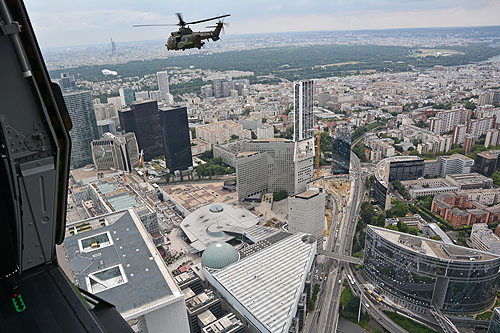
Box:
<box><xmin>317</xmin><ymin>250</ymin><xmax>363</xmax><ymax>265</ymax></box>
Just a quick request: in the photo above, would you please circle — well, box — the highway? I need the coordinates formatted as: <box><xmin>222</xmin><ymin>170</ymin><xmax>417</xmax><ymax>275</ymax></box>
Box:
<box><xmin>314</xmin><ymin>151</ymin><xmax>409</xmax><ymax>333</ymax></box>
<box><xmin>318</xmin><ymin>152</ymin><xmax>364</xmax><ymax>333</ymax></box>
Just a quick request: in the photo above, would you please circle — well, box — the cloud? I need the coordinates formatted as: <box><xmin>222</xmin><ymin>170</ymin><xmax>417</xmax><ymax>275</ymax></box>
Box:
<box><xmin>24</xmin><ymin>0</ymin><xmax>500</xmax><ymax>48</ymax></box>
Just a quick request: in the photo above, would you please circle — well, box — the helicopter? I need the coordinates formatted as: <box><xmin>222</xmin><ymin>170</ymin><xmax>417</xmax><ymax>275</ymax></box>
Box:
<box><xmin>133</xmin><ymin>13</ymin><xmax>230</xmax><ymax>51</ymax></box>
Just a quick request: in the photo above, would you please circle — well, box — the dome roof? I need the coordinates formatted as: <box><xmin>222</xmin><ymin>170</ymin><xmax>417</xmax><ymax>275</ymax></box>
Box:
<box><xmin>202</xmin><ymin>242</ymin><xmax>239</xmax><ymax>270</ymax></box>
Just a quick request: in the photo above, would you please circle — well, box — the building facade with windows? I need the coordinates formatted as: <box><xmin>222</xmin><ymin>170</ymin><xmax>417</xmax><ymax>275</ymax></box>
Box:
<box><xmin>293</xmin><ymin>80</ymin><xmax>314</xmax><ymax>142</ymax></box>
<box><xmin>363</xmin><ymin>225</ymin><xmax>500</xmax><ymax>315</ymax></box>
<box><xmin>63</xmin><ymin>90</ymin><xmax>99</xmax><ymax>169</ymax></box>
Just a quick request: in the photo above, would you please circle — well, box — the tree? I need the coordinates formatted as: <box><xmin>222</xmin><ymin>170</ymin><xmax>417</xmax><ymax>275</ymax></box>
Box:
<box><xmin>230</xmin><ymin>134</ymin><xmax>239</xmax><ymax>140</ymax></box>
<box><xmin>492</xmin><ymin>171</ymin><xmax>500</xmax><ymax>186</ymax></box>
<box><xmin>360</xmin><ymin>202</ymin><xmax>375</xmax><ymax>225</ymax></box>
<box><xmin>190</xmin><ymin>127</ymin><xmax>196</xmax><ymax>139</ymax></box>
<box><xmin>388</xmin><ymin>200</ymin><xmax>408</xmax><ymax>218</ymax></box>
<box><xmin>273</xmin><ymin>191</ymin><xmax>288</xmax><ymax>201</ymax></box>
<box><xmin>165</xmin><ymin>173</ymin><xmax>171</xmax><ymax>183</ymax></box>
<box><xmin>262</xmin><ymin>118</ymin><xmax>267</xmax><ymax>123</ymax></box>
<box><xmin>464</xmin><ymin>101</ymin><xmax>476</xmax><ymax>111</ymax></box>
<box><xmin>408</xmin><ymin>227</ymin><xmax>419</xmax><ymax>235</ymax></box>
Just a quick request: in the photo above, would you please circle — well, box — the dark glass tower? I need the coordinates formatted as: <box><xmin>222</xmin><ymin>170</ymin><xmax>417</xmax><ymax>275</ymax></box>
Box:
<box><xmin>159</xmin><ymin>106</ymin><xmax>193</xmax><ymax>173</ymax></box>
<box><xmin>63</xmin><ymin>90</ymin><xmax>99</xmax><ymax>169</ymax></box>
<box><xmin>331</xmin><ymin>126</ymin><xmax>351</xmax><ymax>174</ymax></box>
<box><xmin>118</xmin><ymin>100</ymin><xmax>163</xmax><ymax>161</ymax></box>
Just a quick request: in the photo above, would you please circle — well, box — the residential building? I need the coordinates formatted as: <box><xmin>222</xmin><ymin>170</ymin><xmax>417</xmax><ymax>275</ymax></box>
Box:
<box><xmin>288</xmin><ymin>188</ymin><xmax>325</xmax><ymax>249</ymax></box>
<box><xmin>119</xmin><ymin>100</ymin><xmax>163</xmax><ymax>161</ymax></box>
<box><xmin>428</xmin><ymin>109</ymin><xmax>471</xmax><ymax>135</ymax></box>
<box><xmin>471</xmin><ymin>223</ymin><xmax>500</xmax><ymax>255</ymax></box>
<box><xmin>159</xmin><ymin>106</ymin><xmax>193</xmax><ymax>173</ymax></box>
<box><xmin>363</xmin><ymin>225</ymin><xmax>500</xmax><ymax>315</ymax></box>
<box><xmin>293</xmin><ymin>80</ymin><xmax>314</xmax><ymax>141</ymax></box>
<box><xmin>431</xmin><ymin>192</ymin><xmax>500</xmax><ymax>228</ymax></box>
<box><xmin>485</xmin><ymin>129</ymin><xmax>500</xmax><ymax>148</ymax></box>
<box><xmin>195</xmin><ymin>121</ymin><xmax>245</xmax><ymax>146</ymax></box>
<box><xmin>63</xmin><ymin>90</ymin><xmax>99</xmax><ymax>169</ymax></box>
<box><xmin>62</xmin><ymin>209</ymin><xmax>189</xmax><ymax>332</ymax></box>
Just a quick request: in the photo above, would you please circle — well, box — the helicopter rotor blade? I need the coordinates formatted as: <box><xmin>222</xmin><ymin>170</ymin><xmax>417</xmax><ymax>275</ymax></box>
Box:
<box><xmin>176</xmin><ymin>12</ymin><xmax>186</xmax><ymax>26</ymax></box>
<box><xmin>185</xmin><ymin>14</ymin><xmax>230</xmax><ymax>25</ymax></box>
<box><xmin>132</xmin><ymin>24</ymin><xmax>178</xmax><ymax>27</ymax></box>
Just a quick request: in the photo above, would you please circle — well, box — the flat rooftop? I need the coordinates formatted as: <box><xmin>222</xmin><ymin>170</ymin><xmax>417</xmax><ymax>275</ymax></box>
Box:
<box><xmin>370</xmin><ymin>225</ymin><xmax>498</xmax><ymax>262</ymax></box>
<box><xmin>294</xmin><ymin>189</ymin><xmax>319</xmax><ymax>199</ymax></box>
<box><xmin>63</xmin><ymin>209</ymin><xmax>182</xmax><ymax>319</ymax></box>
<box><xmin>161</xmin><ymin>181</ymin><xmax>238</xmax><ymax>212</ymax></box>
<box><xmin>374</xmin><ymin>155</ymin><xmax>422</xmax><ymax>187</ymax></box>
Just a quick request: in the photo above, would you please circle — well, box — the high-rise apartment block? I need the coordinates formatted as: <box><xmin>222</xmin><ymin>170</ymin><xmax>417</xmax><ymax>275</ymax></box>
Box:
<box><xmin>293</xmin><ymin>80</ymin><xmax>314</xmax><ymax>142</ymax></box>
<box><xmin>91</xmin><ymin>132</ymin><xmax>139</xmax><ymax>172</ymax></box>
<box><xmin>428</xmin><ymin>109</ymin><xmax>471</xmax><ymax>136</ymax></box>
<box><xmin>288</xmin><ymin>188</ymin><xmax>325</xmax><ymax>249</ymax></box>
<box><xmin>159</xmin><ymin>106</ymin><xmax>193</xmax><ymax>173</ymax></box>
<box><xmin>119</xmin><ymin>100</ymin><xmax>163</xmax><ymax>161</ymax></box>
<box><xmin>63</xmin><ymin>90</ymin><xmax>99</xmax><ymax>169</ymax></box>
<box><xmin>157</xmin><ymin>71</ymin><xmax>170</xmax><ymax>101</ymax></box>
<box><xmin>119</xmin><ymin>87</ymin><xmax>135</xmax><ymax>107</ymax></box>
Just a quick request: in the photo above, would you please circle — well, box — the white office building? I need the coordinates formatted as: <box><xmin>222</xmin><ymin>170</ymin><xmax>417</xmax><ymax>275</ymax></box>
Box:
<box><xmin>471</xmin><ymin>223</ymin><xmax>500</xmax><ymax>255</ymax></box>
<box><xmin>288</xmin><ymin>188</ymin><xmax>325</xmax><ymax>249</ymax></box>
<box><xmin>437</xmin><ymin>154</ymin><xmax>474</xmax><ymax>178</ymax></box>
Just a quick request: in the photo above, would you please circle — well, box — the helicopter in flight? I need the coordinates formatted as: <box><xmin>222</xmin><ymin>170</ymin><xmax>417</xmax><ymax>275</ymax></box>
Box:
<box><xmin>133</xmin><ymin>13</ymin><xmax>230</xmax><ymax>51</ymax></box>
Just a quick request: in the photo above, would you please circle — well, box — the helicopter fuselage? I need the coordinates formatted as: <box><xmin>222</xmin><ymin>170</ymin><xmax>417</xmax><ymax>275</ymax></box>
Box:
<box><xmin>166</xmin><ymin>22</ymin><xmax>223</xmax><ymax>51</ymax></box>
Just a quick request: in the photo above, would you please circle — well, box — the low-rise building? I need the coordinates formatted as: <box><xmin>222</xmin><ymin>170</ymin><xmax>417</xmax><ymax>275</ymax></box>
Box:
<box><xmin>401</xmin><ymin>178</ymin><xmax>459</xmax><ymax>198</ymax></box>
<box><xmin>471</xmin><ymin>223</ymin><xmax>500</xmax><ymax>255</ymax></box>
<box><xmin>446</xmin><ymin>173</ymin><xmax>493</xmax><ymax>190</ymax></box>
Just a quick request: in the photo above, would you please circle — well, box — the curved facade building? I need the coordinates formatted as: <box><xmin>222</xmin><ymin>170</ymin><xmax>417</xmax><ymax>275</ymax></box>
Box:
<box><xmin>363</xmin><ymin>225</ymin><xmax>500</xmax><ymax>315</ymax></box>
<box><xmin>373</xmin><ymin>156</ymin><xmax>424</xmax><ymax>209</ymax></box>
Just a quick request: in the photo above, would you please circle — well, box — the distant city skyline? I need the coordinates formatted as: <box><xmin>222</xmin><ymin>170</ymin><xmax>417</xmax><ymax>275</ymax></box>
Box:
<box><xmin>25</xmin><ymin>0</ymin><xmax>500</xmax><ymax>49</ymax></box>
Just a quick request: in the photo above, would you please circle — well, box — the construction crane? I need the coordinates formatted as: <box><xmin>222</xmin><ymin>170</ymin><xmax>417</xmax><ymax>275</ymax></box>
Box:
<box><xmin>139</xmin><ymin>150</ymin><xmax>148</xmax><ymax>185</ymax></box>
<box><xmin>315</xmin><ymin>126</ymin><xmax>321</xmax><ymax>176</ymax></box>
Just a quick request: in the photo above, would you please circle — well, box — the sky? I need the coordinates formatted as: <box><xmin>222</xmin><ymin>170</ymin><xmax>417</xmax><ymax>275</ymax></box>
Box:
<box><xmin>24</xmin><ymin>0</ymin><xmax>500</xmax><ymax>49</ymax></box>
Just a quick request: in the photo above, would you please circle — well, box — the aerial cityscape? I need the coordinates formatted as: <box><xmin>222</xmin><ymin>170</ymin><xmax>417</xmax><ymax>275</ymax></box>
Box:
<box><xmin>4</xmin><ymin>1</ymin><xmax>500</xmax><ymax>333</ymax></box>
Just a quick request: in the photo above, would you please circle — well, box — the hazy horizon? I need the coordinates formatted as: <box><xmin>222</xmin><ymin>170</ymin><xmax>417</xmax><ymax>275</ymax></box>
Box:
<box><xmin>25</xmin><ymin>0</ymin><xmax>500</xmax><ymax>49</ymax></box>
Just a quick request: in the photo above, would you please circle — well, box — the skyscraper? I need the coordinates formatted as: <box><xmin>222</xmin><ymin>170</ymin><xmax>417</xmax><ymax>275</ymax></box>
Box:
<box><xmin>157</xmin><ymin>71</ymin><xmax>170</xmax><ymax>101</ymax></box>
<box><xmin>159</xmin><ymin>106</ymin><xmax>193</xmax><ymax>173</ymax></box>
<box><xmin>63</xmin><ymin>90</ymin><xmax>99</xmax><ymax>169</ymax></box>
<box><xmin>119</xmin><ymin>87</ymin><xmax>135</xmax><ymax>107</ymax></box>
<box><xmin>119</xmin><ymin>100</ymin><xmax>163</xmax><ymax>161</ymax></box>
<box><xmin>111</xmin><ymin>37</ymin><xmax>116</xmax><ymax>55</ymax></box>
<box><xmin>331</xmin><ymin>126</ymin><xmax>351</xmax><ymax>174</ymax></box>
<box><xmin>293</xmin><ymin>80</ymin><xmax>314</xmax><ymax>142</ymax></box>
